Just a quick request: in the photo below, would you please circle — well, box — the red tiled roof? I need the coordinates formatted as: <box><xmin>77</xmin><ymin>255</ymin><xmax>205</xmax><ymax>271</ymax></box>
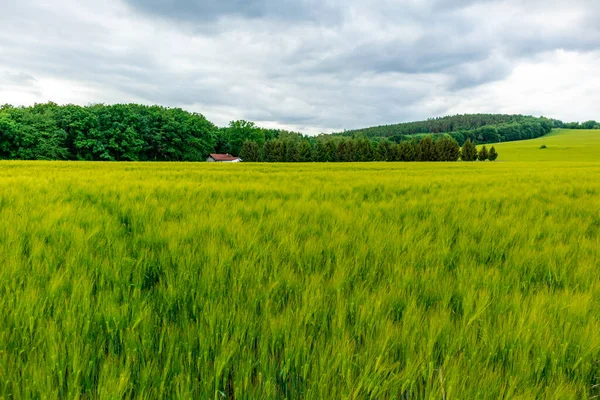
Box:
<box><xmin>209</xmin><ymin>153</ymin><xmax>240</xmax><ymax>161</ymax></box>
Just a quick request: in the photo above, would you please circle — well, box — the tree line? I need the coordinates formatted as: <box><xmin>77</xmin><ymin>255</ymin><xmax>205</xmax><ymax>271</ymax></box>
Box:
<box><xmin>0</xmin><ymin>103</ymin><xmax>217</xmax><ymax>161</ymax></box>
<box><xmin>1</xmin><ymin>103</ymin><xmax>595</xmax><ymax>162</ymax></box>
<box><xmin>557</xmin><ymin>120</ymin><xmax>600</xmax><ymax>130</ymax></box>
<box><xmin>0</xmin><ymin>104</ymin><xmax>300</xmax><ymax>162</ymax></box>
<box><xmin>240</xmin><ymin>136</ymin><xmax>497</xmax><ymax>162</ymax></box>
<box><xmin>338</xmin><ymin>115</ymin><xmax>557</xmax><ymax>145</ymax></box>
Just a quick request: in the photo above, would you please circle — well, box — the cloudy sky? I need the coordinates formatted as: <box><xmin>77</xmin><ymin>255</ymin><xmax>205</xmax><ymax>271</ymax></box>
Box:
<box><xmin>1</xmin><ymin>0</ymin><xmax>599</xmax><ymax>133</ymax></box>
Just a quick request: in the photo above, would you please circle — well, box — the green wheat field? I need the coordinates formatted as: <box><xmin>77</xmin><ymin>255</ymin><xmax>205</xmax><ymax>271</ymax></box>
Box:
<box><xmin>1</xmin><ymin>129</ymin><xmax>600</xmax><ymax>399</ymax></box>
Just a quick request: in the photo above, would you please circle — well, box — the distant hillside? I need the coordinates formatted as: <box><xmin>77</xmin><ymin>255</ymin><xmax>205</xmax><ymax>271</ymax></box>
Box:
<box><xmin>335</xmin><ymin>114</ymin><xmax>557</xmax><ymax>145</ymax></box>
<box><xmin>478</xmin><ymin>128</ymin><xmax>600</xmax><ymax>162</ymax></box>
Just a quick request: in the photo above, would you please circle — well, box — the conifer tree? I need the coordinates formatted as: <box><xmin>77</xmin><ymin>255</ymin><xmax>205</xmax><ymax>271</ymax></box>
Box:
<box><xmin>325</xmin><ymin>141</ymin><xmax>337</xmax><ymax>162</ymax></box>
<box><xmin>435</xmin><ymin>137</ymin><xmax>460</xmax><ymax>161</ymax></box>
<box><xmin>375</xmin><ymin>141</ymin><xmax>391</xmax><ymax>161</ymax></box>
<box><xmin>355</xmin><ymin>138</ymin><xmax>374</xmax><ymax>161</ymax></box>
<box><xmin>261</xmin><ymin>140</ymin><xmax>276</xmax><ymax>162</ymax></box>
<box><xmin>240</xmin><ymin>140</ymin><xmax>260</xmax><ymax>162</ymax></box>
<box><xmin>337</xmin><ymin>141</ymin><xmax>349</xmax><ymax>162</ymax></box>
<box><xmin>418</xmin><ymin>136</ymin><xmax>437</xmax><ymax>161</ymax></box>
<box><xmin>388</xmin><ymin>143</ymin><xmax>401</xmax><ymax>161</ymax></box>
<box><xmin>461</xmin><ymin>139</ymin><xmax>478</xmax><ymax>161</ymax></box>
<box><xmin>298</xmin><ymin>140</ymin><xmax>313</xmax><ymax>162</ymax></box>
<box><xmin>313</xmin><ymin>141</ymin><xmax>327</xmax><ymax>162</ymax></box>
<box><xmin>273</xmin><ymin>141</ymin><xmax>285</xmax><ymax>162</ymax></box>
<box><xmin>284</xmin><ymin>141</ymin><xmax>299</xmax><ymax>162</ymax></box>
<box><xmin>398</xmin><ymin>141</ymin><xmax>417</xmax><ymax>161</ymax></box>
<box><xmin>488</xmin><ymin>146</ymin><xmax>498</xmax><ymax>161</ymax></box>
<box><xmin>478</xmin><ymin>145</ymin><xmax>489</xmax><ymax>161</ymax></box>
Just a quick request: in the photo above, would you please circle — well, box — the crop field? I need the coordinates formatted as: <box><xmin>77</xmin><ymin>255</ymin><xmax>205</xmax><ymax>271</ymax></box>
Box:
<box><xmin>1</xmin><ymin>129</ymin><xmax>600</xmax><ymax>399</ymax></box>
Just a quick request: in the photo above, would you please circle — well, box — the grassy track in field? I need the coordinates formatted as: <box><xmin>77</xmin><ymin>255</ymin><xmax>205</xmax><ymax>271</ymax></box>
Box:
<box><xmin>1</xmin><ymin>129</ymin><xmax>600</xmax><ymax>398</ymax></box>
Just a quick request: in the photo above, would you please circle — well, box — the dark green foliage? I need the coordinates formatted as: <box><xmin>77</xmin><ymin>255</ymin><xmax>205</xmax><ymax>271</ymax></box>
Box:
<box><xmin>336</xmin><ymin>114</ymin><xmax>555</xmax><ymax>145</ymax></box>
<box><xmin>0</xmin><ymin>104</ymin><xmax>571</xmax><ymax>163</ymax></box>
<box><xmin>0</xmin><ymin>103</ymin><xmax>69</xmax><ymax>160</ymax></box>
<box><xmin>298</xmin><ymin>140</ymin><xmax>313</xmax><ymax>162</ymax></box>
<box><xmin>476</xmin><ymin>126</ymin><xmax>500</xmax><ymax>143</ymax></box>
<box><xmin>325</xmin><ymin>141</ymin><xmax>338</xmax><ymax>162</ymax></box>
<box><xmin>0</xmin><ymin>114</ymin><xmax>17</xmax><ymax>159</ymax></box>
<box><xmin>312</xmin><ymin>140</ymin><xmax>328</xmax><ymax>162</ymax></box>
<box><xmin>489</xmin><ymin>146</ymin><xmax>498</xmax><ymax>161</ymax></box>
<box><xmin>418</xmin><ymin>137</ymin><xmax>437</xmax><ymax>161</ymax></box>
<box><xmin>261</xmin><ymin>140</ymin><xmax>278</xmax><ymax>162</ymax></box>
<box><xmin>221</xmin><ymin>120</ymin><xmax>265</xmax><ymax>156</ymax></box>
<box><xmin>272</xmin><ymin>140</ymin><xmax>286</xmax><ymax>162</ymax></box>
<box><xmin>240</xmin><ymin>141</ymin><xmax>261</xmax><ymax>162</ymax></box>
<box><xmin>0</xmin><ymin>103</ymin><xmax>217</xmax><ymax>161</ymax></box>
<box><xmin>398</xmin><ymin>141</ymin><xmax>418</xmax><ymax>161</ymax></box>
<box><xmin>259</xmin><ymin>138</ymin><xmax>312</xmax><ymax>162</ymax></box>
<box><xmin>337</xmin><ymin>140</ymin><xmax>354</xmax><ymax>162</ymax></box>
<box><xmin>354</xmin><ymin>138</ymin><xmax>374</xmax><ymax>161</ymax></box>
<box><xmin>449</xmin><ymin>131</ymin><xmax>465</xmax><ymax>146</ymax></box>
<box><xmin>375</xmin><ymin>141</ymin><xmax>391</xmax><ymax>161</ymax></box>
<box><xmin>582</xmin><ymin>120</ymin><xmax>599</xmax><ymax>129</ymax></box>
<box><xmin>560</xmin><ymin>120</ymin><xmax>600</xmax><ymax>129</ymax></box>
<box><xmin>387</xmin><ymin>142</ymin><xmax>401</xmax><ymax>161</ymax></box>
<box><xmin>478</xmin><ymin>145</ymin><xmax>489</xmax><ymax>161</ymax></box>
<box><xmin>435</xmin><ymin>137</ymin><xmax>461</xmax><ymax>161</ymax></box>
<box><xmin>461</xmin><ymin>139</ymin><xmax>478</xmax><ymax>161</ymax></box>
<box><xmin>284</xmin><ymin>140</ymin><xmax>300</xmax><ymax>162</ymax></box>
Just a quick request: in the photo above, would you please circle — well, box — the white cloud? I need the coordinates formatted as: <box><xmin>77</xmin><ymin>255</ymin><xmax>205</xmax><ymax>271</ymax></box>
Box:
<box><xmin>446</xmin><ymin>50</ymin><xmax>600</xmax><ymax>122</ymax></box>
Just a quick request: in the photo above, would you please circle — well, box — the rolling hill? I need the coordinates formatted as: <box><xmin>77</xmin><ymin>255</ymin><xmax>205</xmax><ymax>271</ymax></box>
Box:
<box><xmin>483</xmin><ymin>129</ymin><xmax>600</xmax><ymax>162</ymax></box>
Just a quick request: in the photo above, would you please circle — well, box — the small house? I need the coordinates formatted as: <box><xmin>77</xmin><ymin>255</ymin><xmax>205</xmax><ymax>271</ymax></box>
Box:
<box><xmin>207</xmin><ymin>153</ymin><xmax>242</xmax><ymax>163</ymax></box>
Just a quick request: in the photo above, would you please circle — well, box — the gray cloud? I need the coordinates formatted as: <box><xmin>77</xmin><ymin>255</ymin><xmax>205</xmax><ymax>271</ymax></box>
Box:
<box><xmin>1</xmin><ymin>0</ymin><xmax>599</xmax><ymax>133</ymax></box>
<box><xmin>1</xmin><ymin>72</ymin><xmax>38</xmax><ymax>86</ymax></box>
<box><xmin>122</xmin><ymin>0</ymin><xmax>341</xmax><ymax>25</ymax></box>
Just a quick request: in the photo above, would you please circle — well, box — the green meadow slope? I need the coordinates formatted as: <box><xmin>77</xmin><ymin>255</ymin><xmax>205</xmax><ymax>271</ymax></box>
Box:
<box><xmin>484</xmin><ymin>129</ymin><xmax>600</xmax><ymax>161</ymax></box>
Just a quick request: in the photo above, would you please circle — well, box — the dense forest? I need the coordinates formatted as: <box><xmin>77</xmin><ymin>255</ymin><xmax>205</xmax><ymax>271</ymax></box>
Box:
<box><xmin>336</xmin><ymin>114</ymin><xmax>563</xmax><ymax>145</ymax></box>
<box><xmin>0</xmin><ymin>103</ymin><xmax>217</xmax><ymax>161</ymax></box>
<box><xmin>0</xmin><ymin>103</ymin><xmax>596</xmax><ymax>161</ymax></box>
